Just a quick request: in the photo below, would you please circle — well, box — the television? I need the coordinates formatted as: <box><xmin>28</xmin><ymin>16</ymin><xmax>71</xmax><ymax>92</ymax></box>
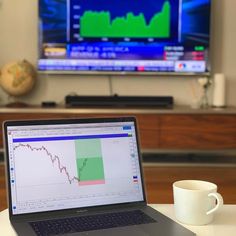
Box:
<box><xmin>38</xmin><ymin>0</ymin><xmax>211</xmax><ymax>75</ymax></box>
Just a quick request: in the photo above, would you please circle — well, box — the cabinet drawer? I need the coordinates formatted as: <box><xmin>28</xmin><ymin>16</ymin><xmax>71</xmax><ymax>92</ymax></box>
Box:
<box><xmin>158</xmin><ymin>115</ymin><xmax>236</xmax><ymax>149</ymax></box>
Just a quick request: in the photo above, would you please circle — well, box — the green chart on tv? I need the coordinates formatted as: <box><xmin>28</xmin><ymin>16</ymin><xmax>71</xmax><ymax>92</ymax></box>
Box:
<box><xmin>75</xmin><ymin>139</ymin><xmax>105</xmax><ymax>182</ymax></box>
<box><xmin>80</xmin><ymin>1</ymin><xmax>170</xmax><ymax>38</ymax></box>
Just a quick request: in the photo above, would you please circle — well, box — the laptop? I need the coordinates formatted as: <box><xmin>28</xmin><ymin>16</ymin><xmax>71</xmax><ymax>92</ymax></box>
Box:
<box><xmin>3</xmin><ymin>117</ymin><xmax>195</xmax><ymax>236</ymax></box>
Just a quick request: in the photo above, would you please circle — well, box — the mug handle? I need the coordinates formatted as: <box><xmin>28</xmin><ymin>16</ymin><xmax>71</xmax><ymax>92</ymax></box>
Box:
<box><xmin>206</xmin><ymin>192</ymin><xmax>224</xmax><ymax>215</ymax></box>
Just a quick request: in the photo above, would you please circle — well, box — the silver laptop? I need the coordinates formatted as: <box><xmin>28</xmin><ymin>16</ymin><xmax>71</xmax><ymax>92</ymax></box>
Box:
<box><xmin>3</xmin><ymin>117</ymin><xmax>195</xmax><ymax>236</ymax></box>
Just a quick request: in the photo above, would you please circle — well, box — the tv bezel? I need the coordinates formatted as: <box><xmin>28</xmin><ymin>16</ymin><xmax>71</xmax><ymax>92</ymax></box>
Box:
<box><xmin>37</xmin><ymin>0</ymin><xmax>212</xmax><ymax>76</ymax></box>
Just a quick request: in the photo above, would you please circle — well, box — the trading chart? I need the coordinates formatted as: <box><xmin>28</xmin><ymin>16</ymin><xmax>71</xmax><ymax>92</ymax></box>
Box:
<box><xmin>7</xmin><ymin>123</ymin><xmax>144</xmax><ymax>214</ymax></box>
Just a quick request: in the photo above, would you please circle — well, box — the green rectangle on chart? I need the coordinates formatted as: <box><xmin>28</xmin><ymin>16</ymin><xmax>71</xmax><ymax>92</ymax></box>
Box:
<box><xmin>75</xmin><ymin>139</ymin><xmax>105</xmax><ymax>181</ymax></box>
<box><xmin>76</xmin><ymin>157</ymin><xmax>105</xmax><ymax>181</ymax></box>
<box><xmin>75</xmin><ymin>139</ymin><xmax>102</xmax><ymax>159</ymax></box>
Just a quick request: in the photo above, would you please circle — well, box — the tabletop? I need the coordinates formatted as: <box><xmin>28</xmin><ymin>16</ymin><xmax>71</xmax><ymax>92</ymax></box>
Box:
<box><xmin>150</xmin><ymin>204</ymin><xmax>236</xmax><ymax>236</ymax></box>
<box><xmin>0</xmin><ymin>204</ymin><xmax>235</xmax><ymax>236</ymax></box>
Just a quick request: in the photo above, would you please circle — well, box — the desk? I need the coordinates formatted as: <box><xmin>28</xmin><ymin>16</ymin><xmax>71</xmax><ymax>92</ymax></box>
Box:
<box><xmin>0</xmin><ymin>204</ymin><xmax>235</xmax><ymax>236</ymax></box>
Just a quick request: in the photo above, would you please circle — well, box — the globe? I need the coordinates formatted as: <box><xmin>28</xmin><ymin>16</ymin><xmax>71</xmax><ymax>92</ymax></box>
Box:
<box><xmin>0</xmin><ymin>60</ymin><xmax>36</xmax><ymax>97</ymax></box>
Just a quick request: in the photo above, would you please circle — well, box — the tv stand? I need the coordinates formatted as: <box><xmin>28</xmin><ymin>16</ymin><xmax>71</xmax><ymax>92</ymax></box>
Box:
<box><xmin>65</xmin><ymin>95</ymin><xmax>174</xmax><ymax>108</ymax></box>
<box><xmin>0</xmin><ymin>106</ymin><xmax>236</xmax><ymax>151</ymax></box>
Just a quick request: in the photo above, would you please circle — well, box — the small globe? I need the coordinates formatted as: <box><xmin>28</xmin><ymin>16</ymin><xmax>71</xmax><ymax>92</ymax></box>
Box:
<box><xmin>0</xmin><ymin>60</ymin><xmax>36</xmax><ymax>97</ymax></box>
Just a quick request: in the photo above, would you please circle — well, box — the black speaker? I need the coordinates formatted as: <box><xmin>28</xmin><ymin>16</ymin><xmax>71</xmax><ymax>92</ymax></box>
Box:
<box><xmin>65</xmin><ymin>95</ymin><xmax>174</xmax><ymax>108</ymax></box>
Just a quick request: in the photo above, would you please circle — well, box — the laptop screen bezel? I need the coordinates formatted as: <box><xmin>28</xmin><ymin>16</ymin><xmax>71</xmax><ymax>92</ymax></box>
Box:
<box><xmin>3</xmin><ymin>116</ymin><xmax>147</xmax><ymax>220</ymax></box>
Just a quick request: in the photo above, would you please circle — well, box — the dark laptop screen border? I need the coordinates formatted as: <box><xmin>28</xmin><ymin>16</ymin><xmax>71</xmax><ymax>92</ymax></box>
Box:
<box><xmin>3</xmin><ymin>117</ymin><xmax>147</xmax><ymax>220</ymax></box>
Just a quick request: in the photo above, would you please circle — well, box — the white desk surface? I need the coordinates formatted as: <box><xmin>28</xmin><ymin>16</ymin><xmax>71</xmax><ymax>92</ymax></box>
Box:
<box><xmin>0</xmin><ymin>204</ymin><xmax>235</xmax><ymax>236</ymax></box>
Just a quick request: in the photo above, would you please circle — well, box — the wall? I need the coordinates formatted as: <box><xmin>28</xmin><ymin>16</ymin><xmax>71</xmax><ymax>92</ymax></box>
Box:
<box><xmin>0</xmin><ymin>0</ymin><xmax>235</xmax><ymax>106</ymax></box>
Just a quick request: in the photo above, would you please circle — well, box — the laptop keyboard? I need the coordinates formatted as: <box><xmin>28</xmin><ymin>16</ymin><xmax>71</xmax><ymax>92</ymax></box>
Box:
<box><xmin>30</xmin><ymin>209</ymin><xmax>156</xmax><ymax>236</ymax></box>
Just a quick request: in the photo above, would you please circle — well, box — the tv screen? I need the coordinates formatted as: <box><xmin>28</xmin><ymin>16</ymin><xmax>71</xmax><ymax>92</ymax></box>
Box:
<box><xmin>38</xmin><ymin>0</ymin><xmax>211</xmax><ymax>75</ymax></box>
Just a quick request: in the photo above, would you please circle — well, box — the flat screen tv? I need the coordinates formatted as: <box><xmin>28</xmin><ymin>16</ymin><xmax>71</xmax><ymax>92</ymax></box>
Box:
<box><xmin>38</xmin><ymin>0</ymin><xmax>211</xmax><ymax>75</ymax></box>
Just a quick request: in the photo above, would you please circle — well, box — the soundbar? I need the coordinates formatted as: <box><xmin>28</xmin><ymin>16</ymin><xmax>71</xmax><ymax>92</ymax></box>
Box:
<box><xmin>65</xmin><ymin>95</ymin><xmax>174</xmax><ymax>108</ymax></box>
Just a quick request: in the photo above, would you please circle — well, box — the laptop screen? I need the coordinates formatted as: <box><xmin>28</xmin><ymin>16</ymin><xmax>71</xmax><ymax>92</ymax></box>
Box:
<box><xmin>5</xmin><ymin>118</ymin><xmax>145</xmax><ymax>215</ymax></box>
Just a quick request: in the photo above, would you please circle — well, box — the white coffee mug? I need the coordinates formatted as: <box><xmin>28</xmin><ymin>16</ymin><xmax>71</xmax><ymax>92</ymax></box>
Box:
<box><xmin>173</xmin><ymin>180</ymin><xmax>223</xmax><ymax>225</ymax></box>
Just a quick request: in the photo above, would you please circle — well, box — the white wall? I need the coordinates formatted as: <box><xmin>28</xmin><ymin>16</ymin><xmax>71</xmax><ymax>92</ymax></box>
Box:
<box><xmin>0</xmin><ymin>0</ymin><xmax>235</xmax><ymax>106</ymax></box>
